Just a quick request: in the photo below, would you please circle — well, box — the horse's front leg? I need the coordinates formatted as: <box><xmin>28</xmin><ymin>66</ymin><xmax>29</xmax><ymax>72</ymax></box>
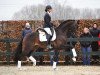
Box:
<box><xmin>52</xmin><ymin>50</ymin><xmax>59</xmax><ymax>70</ymax></box>
<box><xmin>71</xmin><ymin>48</ymin><xmax>77</xmax><ymax>62</ymax></box>
<box><xmin>27</xmin><ymin>50</ymin><xmax>36</xmax><ymax>66</ymax></box>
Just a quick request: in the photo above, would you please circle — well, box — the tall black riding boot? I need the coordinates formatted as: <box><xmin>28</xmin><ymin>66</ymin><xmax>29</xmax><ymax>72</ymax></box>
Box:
<box><xmin>47</xmin><ymin>34</ymin><xmax>52</xmax><ymax>49</ymax></box>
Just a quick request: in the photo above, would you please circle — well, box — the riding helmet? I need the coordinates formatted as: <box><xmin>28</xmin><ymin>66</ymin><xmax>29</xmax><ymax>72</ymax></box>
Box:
<box><xmin>45</xmin><ymin>5</ymin><xmax>52</xmax><ymax>12</ymax></box>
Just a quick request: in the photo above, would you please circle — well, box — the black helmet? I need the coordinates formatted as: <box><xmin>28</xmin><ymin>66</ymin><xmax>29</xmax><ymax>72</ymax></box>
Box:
<box><xmin>45</xmin><ymin>5</ymin><xmax>52</xmax><ymax>12</ymax></box>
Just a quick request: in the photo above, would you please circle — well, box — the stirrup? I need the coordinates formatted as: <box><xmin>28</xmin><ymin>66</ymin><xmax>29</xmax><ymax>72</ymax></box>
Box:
<box><xmin>47</xmin><ymin>44</ymin><xmax>53</xmax><ymax>49</ymax></box>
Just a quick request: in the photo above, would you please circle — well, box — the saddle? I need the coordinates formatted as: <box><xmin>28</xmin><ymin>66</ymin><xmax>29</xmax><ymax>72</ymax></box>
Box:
<box><xmin>37</xmin><ymin>28</ymin><xmax>56</xmax><ymax>42</ymax></box>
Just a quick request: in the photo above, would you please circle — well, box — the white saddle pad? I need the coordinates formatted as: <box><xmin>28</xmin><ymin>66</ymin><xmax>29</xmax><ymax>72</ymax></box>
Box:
<box><xmin>38</xmin><ymin>28</ymin><xmax>56</xmax><ymax>42</ymax></box>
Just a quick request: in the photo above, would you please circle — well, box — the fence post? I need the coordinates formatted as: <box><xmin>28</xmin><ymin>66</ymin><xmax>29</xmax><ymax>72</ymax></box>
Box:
<box><xmin>5</xmin><ymin>37</ymin><xmax>11</xmax><ymax>65</ymax></box>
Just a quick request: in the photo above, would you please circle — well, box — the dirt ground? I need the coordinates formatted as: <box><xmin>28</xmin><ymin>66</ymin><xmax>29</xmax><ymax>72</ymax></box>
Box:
<box><xmin>0</xmin><ymin>66</ymin><xmax>100</xmax><ymax>75</ymax></box>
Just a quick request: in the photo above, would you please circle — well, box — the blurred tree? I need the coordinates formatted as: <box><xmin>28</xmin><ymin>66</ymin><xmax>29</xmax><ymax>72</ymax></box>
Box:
<box><xmin>12</xmin><ymin>0</ymin><xmax>100</xmax><ymax>20</ymax></box>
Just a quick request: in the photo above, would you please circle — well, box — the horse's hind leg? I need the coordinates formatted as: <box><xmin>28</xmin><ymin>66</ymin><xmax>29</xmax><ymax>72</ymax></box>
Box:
<box><xmin>18</xmin><ymin>60</ymin><xmax>22</xmax><ymax>70</ymax></box>
<box><xmin>27</xmin><ymin>50</ymin><xmax>36</xmax><ymax>66</ymax></box>
<box><xmin>17</xmin><ymin>54</ymin><xmax>22</xmax><ymax>70</ymax></box>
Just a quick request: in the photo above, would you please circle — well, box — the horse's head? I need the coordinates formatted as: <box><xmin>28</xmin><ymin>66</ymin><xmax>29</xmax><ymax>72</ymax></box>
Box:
<box><xmin>56</xmin><ymin>20</ymin><xmax>79</xmax><ymax>35</ymax></box>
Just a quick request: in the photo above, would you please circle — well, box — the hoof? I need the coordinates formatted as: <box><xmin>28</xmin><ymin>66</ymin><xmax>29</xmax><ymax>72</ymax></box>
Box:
<box><xmin>33</xmin><ymin>62</ymin><xmax>36</xmax><ymax>66</ymax></box>
<box><xmin>18</xmin><ymin>68</ymin><xmax>22</xmax><ymax>71</ymax></box>
<box><xmin>53</xmin><ymin>68</ymin><xmax>58</xmax><ymax>71</ymax></box>
<box><xmin>72</xmin><ymin>57</ymin><xmax>76</xmax><ymax>62</ymax></box>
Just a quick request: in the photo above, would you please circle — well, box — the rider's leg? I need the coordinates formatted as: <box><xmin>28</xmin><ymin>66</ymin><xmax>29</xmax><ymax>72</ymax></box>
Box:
<box><xmin>47</xmin><ymin>34</ymin><xmax>52</xmax><ymax>49</ymax></box>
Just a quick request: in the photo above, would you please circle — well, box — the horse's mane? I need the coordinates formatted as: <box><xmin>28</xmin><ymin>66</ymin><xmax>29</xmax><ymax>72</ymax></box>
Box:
<box><xmin>56</xmin><ymin>20</ymin><xmax>75</xmax><ymax>30</ymax></box>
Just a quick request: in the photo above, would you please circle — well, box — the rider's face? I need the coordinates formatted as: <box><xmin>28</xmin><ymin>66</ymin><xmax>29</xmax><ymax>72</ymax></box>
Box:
<box><xmin>48</xmin><ymin>9</ymin><xmax>52</xmax><ymax>13</ymax></box>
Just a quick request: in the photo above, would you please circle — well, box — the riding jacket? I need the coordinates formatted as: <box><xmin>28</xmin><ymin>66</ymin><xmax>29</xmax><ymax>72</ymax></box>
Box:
<box><xmin>44</xmin><ymin>12</ymin><xmax>53</xmax><ymax>28</ymax></box>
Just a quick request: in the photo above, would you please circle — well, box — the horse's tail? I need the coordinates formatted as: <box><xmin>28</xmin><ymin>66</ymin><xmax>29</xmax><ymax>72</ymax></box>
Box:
<box><xmin>14</xmin><ymin>39</ymin><xmax>23</xmax><ymax>63</ymax></box>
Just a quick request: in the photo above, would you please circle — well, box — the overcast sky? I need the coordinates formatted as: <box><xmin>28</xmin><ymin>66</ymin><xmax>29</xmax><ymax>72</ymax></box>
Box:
<box><xmin>0</xmin><ymin>0</ymin><xmax>100</xmax><ymax>21</ymax></box>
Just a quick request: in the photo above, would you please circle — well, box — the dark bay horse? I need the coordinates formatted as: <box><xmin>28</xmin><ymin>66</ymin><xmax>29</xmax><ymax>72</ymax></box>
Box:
<box><xmin>14</xmin><ymin>20</ymin><xmax>78</xmax><ymax>70</ymax></box>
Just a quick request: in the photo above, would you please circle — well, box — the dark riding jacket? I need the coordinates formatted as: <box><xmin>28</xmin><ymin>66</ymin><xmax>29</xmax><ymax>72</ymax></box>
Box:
<box><xmin>44</xmin><ymin>12</ymin><xmax>53</xmax><ymax>28</ymax></box>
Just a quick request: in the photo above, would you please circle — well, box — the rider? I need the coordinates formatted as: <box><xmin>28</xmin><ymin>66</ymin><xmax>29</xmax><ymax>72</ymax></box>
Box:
<box><xmin>44</xmin><ymin>5</ymin><xmax>53</xmax><ymax>49</ymax></box>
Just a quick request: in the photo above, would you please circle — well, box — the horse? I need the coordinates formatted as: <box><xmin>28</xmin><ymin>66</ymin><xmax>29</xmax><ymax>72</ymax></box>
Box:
<box><xmin>14</xmin><ymin>20</ymin><xmax>79</xmax><ymax>70</ymax></box>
